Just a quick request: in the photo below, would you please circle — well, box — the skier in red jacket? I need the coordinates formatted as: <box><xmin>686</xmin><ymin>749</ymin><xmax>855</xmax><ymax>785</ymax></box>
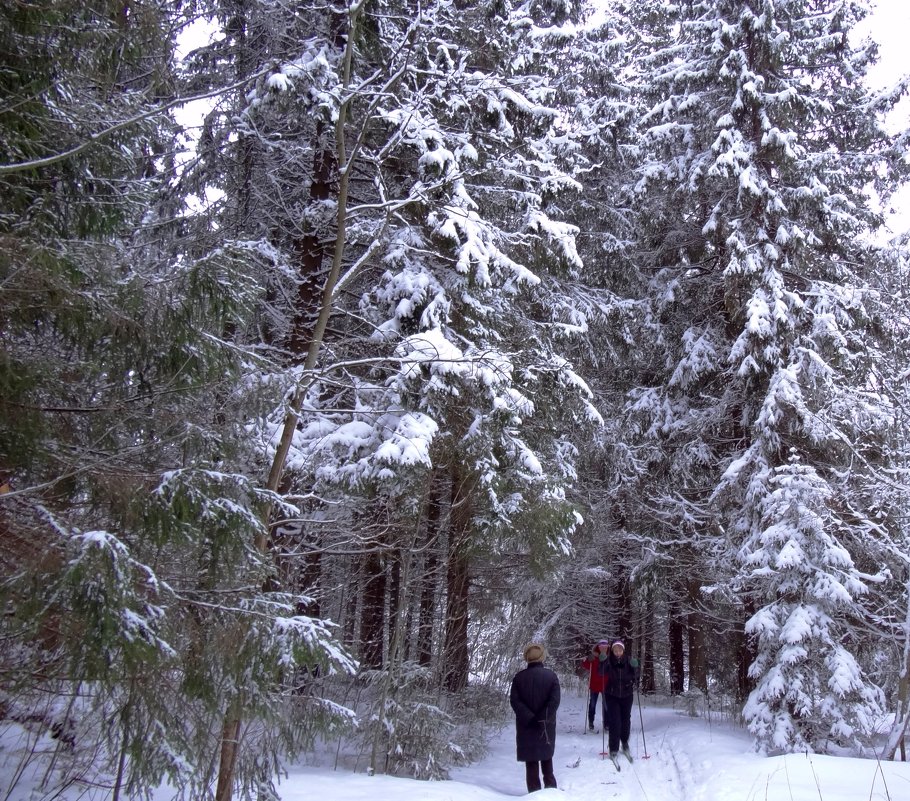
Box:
<box><xmin>579</xmin><ymin>640</ymin><xmax>610</xmax><ymax>732</ymax></box>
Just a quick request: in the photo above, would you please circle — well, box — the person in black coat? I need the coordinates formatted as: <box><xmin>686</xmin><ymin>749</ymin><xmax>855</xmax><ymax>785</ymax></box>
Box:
<box><xmin>509</xmin><ymin>643</ymin><xmax>561</xmax><ymax>792</ymax></box>
<box><xmin>598</xmin><ymin>639</ymin><xmax>640</xmax><ymax>759</ymax></box>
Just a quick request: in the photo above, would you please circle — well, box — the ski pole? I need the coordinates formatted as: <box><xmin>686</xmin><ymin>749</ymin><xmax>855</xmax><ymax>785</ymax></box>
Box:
<box><xmin>636</xmin><ymin>689</ymin><xmax>650</xmax><ymax>758</ymax></box>
<box><xmin>581</xmin><ymin>673</ymin><xmax>590</xmax><ymax>733</ymax></box>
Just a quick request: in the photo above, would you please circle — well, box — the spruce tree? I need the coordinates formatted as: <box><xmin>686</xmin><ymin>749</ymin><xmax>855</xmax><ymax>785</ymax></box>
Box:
<box><xmin>176</xmin><ymin>0</ymin><xmax>610</xmax><ymax>784</ymax></box>
<box><xmin>624</xmin><ymin>0</ymin><xmax>907</xmax><ymax>751</ymax></box>
<box><xmin>0</xmin><ymin>3</ymin><xmax>354</xmax><ymax>797</ymax></box>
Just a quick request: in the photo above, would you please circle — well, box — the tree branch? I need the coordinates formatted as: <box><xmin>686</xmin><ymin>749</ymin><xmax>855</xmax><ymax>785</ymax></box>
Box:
<box><xmin>0</xmin><ymin>70</ymin><xmax>271</xmax><ymax>176</ymax></box>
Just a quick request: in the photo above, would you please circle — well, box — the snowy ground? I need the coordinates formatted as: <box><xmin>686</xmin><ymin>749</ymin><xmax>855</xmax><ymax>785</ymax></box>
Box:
<box><xmin>279</xmin><ymin>691</ymin><xmax>910</xmax><ymax>801</ymax></box>
<box><xmin>4</xmin><ymin>688</ymin><xmax>910</xmax><ymax>800</ymax></box>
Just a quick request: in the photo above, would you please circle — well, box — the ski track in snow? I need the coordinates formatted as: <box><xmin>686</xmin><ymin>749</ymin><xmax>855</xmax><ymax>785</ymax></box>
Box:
<box><xmin>276</xmin><ymin>690</ymin><xmax>910</xmax><ymax>801</ymax></box>
<box><xmin>452</xmin><ymin>696</ymin><xmax>744</xmax><ymax>801</ymax></box>
<box><xmin>647</xmin><ymin>718</ymin><xmax>701</xmax><ymax>801</ymax></box>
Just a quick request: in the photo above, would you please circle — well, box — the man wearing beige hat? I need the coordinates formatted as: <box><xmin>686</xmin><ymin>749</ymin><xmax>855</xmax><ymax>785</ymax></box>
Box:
<box><xmin>509</xmin><ymin>643</ymin><xmax>561</xmax><ymax>792</ymax></box>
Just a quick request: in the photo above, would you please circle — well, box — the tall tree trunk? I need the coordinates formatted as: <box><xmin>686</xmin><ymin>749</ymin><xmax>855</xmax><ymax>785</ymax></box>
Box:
<box><xmin>686</xmin><ymin>580</ymin><xmax>707</xmax><ymax>692</ymax></box>
<box><xmin>387</xmin><ymin>536</ymin><xmax>403</xmax><ymax>657</ymax></box>
<box><xmin>287</xmin><ymin>125</ymin><xmax>335</xmax><ymax>357</ymax></box>
<box><xmin>613</xmin><ymin>561</ymin><xmax>632</xmax><ymax>639</ymax></box>
<box><xmin>360</xmin><ymin>548</ymin><xmax>386</xmax><ymax>670</ymax></box>
<box><xmin>296</xmin><ymin>529</ymin><xmax>322</xmax><ymax>619</ymax></box>
<box><xmin>369</xmin><ymin>530</ymin><xmax>415</xmax><ymax>775</ymax></box>
<box><xmin>443</xmin><ymin>546</ymin><xmax>469</xmax><ymax>691</ymax></box>
<box><xmin>668</xmin><ymin>597</ymin><xmax>685</xmax><ymax>695</ymax></box>
<box><xmin>214</xmin><ymin>5</ymin><xmax>255</xmax><ymax>795</ymax></box>
<box><xmin>343</xmin><ymin>566</ymin><xmax>359</xmax><ymax>648</ymax></box>
<box><xmin>214</xmin><ymin>708</ymin><xmax>242</xmax><ymax>801</ymax></box>
<box><xmin>275</xmin><ymin>516</ymin><xmax>322</xmax><ymax>618</ymax></box>
<box><xmin>621</xmin><ymin>574</ymin><xmax>634</xmax><ymax>640</ymax></box>
<box><xmin>417</xmin><ymin>475</ymin><xmax>444</xmax><ymax>667</ymax></box>
<box><xmin>443</xmin><ymin>464</ymin><xmax>472</xmax><ymax>692</ymax></box>
<box><xmin>640</xmin><ymin>602</ymin><xmax>655</xmax><ymax>694</ymax></box>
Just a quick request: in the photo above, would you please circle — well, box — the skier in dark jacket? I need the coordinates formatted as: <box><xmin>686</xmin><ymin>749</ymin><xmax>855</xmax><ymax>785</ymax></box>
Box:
<box><xmin>598</xmin><ymin>639</ymin><xmax>639</xmax><ymax>760</ymax></box>
<box><xmin>509</xmin><ymin>643</ymin><xmax>561</xmax><ymax>792</ymax></box>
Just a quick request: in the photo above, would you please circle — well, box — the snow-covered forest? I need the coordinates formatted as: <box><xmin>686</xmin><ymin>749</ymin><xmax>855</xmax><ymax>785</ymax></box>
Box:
<box><xmin>2</xmin><ymin>0</ymin><xmax>910</xmax><ymax>798</ymax></box>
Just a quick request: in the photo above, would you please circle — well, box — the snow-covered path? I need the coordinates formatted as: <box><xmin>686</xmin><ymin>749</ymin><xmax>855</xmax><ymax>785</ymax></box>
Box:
<box><xmin>449</xmin><ymin>700</ymin><xmax>737</xmax><ymax>800</ymax></box>
<box><xmin>3</xmin><ymin>668</ymin><xmax>906</xmax><ymax>800</ymax></box>
<box><xmin>443</xmin><ymin>694</ymin><xmax>910</xmax><ymax>801</ymax></box>
<box><xmin>16</xmin><ymin>688</ymin><xmax>873</xmax><ymax>800</ymax></box>
<box><xmin>279</xmin><ymin>691</ymin><xmax>910</xmax><ymax>801</ymax></box>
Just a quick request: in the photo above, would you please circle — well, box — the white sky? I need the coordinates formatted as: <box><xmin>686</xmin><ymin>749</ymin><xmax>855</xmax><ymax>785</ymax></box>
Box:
<box><xmin>862</xmin><ymin>0</ymin><xmax>910</xmax><ymax>92</ymax></box>
<box><xmin>858</xmin><ymin>1</ymin><xmax>910</xmax><ymax>237</ymax></box>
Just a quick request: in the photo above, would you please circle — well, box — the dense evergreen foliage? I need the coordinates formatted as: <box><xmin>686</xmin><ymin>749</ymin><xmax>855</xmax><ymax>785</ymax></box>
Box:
<box><xmin>2</xmin><ymin>0</ymin><xmax>909</xmax><ymax>797</ymax></box>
